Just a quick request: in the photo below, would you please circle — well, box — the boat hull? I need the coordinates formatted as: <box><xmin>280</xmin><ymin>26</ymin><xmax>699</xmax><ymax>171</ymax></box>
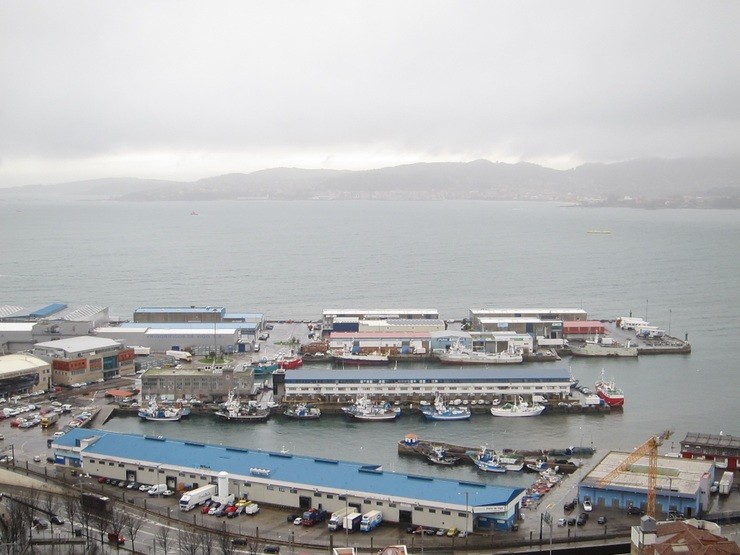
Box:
<box><xmin>421</xmin><ymin>411</ymin><xmax>471</xmax><ymax>421</ymax></box>
<box><xmin>490</xmin><ymin>406</ymin><xmax>545</xmax><ymax>417</ymax></box>
<box><xmin>332</xmin><ymin>354</ymin><xmax>390</xmax><ymax>366</ymax></box>
<box><xmin>214</xmin><ymin>411</ymin><xmax>270</xmax><ymax>422</ymax></box>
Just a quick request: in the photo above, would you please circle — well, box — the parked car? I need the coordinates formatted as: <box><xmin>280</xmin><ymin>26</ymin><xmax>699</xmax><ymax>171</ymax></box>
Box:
<box><xmin>98</xmin><ymin>477</ymin><xmax>107</xmax><ymax>484</ymax></box>
<box><xmin>293</xmin><ymin>516</ymin><xmax>303</xmax><ymax>525</ymax></box>
<box><xmin>597</xmin><ymin>516</ymin><xmax>607</xmax><ymax>524</ymax></box>
<box><xmin>567</xmin><ymin>518</ymin><xmax>576</xmax><ymax>526</ymax></box>
<box><xmin>627</xmin><ymin>505</ymin><xmax>643</xmax><ymax>515</ymax></box>
<box><xmin>576</xmin><ymin>512</ymin><xmax>588</xmax><ymax>526</ymax></box>
<box><xmin>583</xmin><ymin>499</ymin><xmax>592</xmax><ymax>512</ymax></box>
<box><xmin>232</xmin><ymin>538</ymin><xmax>248</xmax><ymax>546</ymax></box>
<box><xmin>33</xmin><ymin>455</ymin><xmax>41</xmax><ymax>462</ymax></box>
<box><xmin>139</xmin><ymin>484</ymin><xmax>151</xmax><ymax>492</ymax></box>
<box><xmin>457</xmin><ymin>530</ymin><xmax>468</xmax><ymax>538</ymax></box>
<box><xmin>563</xmin><ymin>498</ymin><xmax>577</xmax><ymax>512</ymax></box>
<box><xmin>50</xmin><ymin>515</ymin><xmax>65</xmax><ymax>525</ymax></box>
<box><xmin>162</xmin><ymin>489</ymin><xmax>175</xmax><ymax>497</ymax></box>
<box><xmin>446</xmin><ymin>527</ymin><xmax>459</xmax><ymax>537</ymax></box>
<box><xmin>557</xmin><ymin>518</ymin><xmax>567</xmax><ymax>527</ymax></box>
<box><xmin>33</xmin><ymin>517</ymin><xmax>50</xmax><ymax>529</ymax></box>
<box><xmin>287</xmin><ymin>513</ymin><xmax>300</xmax><ymax>523</ymax></box>
<box><xmin>435</xmin><ymin>528</ymin><xmax>447</xmax><ymax>536</ymax></box>
<box><xmin>107</xmin><ymin>532</ymin><xmax>125</xmax><ymax>545</ymax></box>
<box><xmin>263</xmin><ymin>546</ymin><xmax>280</xmax><ymax>554</ymax></box>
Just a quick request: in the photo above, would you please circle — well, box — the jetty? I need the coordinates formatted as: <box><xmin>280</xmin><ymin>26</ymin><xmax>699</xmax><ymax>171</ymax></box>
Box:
<box><xmin>397</xmin><ymin>435</ymin><xmax>592</xmax><ymax>473</ymax></box>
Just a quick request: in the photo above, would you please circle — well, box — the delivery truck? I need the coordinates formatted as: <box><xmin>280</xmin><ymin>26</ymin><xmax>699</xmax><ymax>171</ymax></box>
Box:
<box><xmin>179</xmin><ymin>484</ymin><xmax>217</xmax><ymax>511</ymax></box>
<box><xmin>359</xmin><ymin>510</ymin><xmax>383</xmax><ymax>532</ymax></box>
<box><xmin>327</xmin><ymin>506</ymin><xmax>353</xmax><ymax>531</ymax></box>
<box><xmin>719</xmin><ymin>471</ymin><xmax>734</xmax><ymax>495</ymax></box>
<box><xmin>342</xmin><ymin>512</ymin><xmax>362</xmax><ymax>533</ymax></box>
<box><xmin>166</xmin><ymin>350</ymin><xmax>192</xmax><ymax>362</ymax></box>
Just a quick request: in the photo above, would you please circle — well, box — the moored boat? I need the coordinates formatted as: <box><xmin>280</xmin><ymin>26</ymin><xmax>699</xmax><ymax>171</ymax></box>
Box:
<box><xmin>342</xmin><ymin>394</ymin><xmax>401</xmax><ymax>421</ymax></box>
<box><xmin>426</xmin><ymin>445</ymin><xmax>460</xmax><ymax>466</ymax></box>
<box><xmin>595</xmin><ymin>369</ymin><xmax>625</xmax><ymax>406</ymax></box>
<box><xmin>490</xmin><ymin>396</ymin><xmax>545</xmax><ymax>417</ymax></box>
<box><xmin>472</xmin><ymin>446</ymin><xmax>506</xmax><ymax>473</ymax></box>
<box><xmin>283</xmin><ymin>403</ymin><xmax>321</xmax><ymax>420</ymax></box>
<box><xmin>250</xmin><ymin>358</ymin><xmax>280</xmax><ymax>375</ymax></box>
<box><xmin>420</xmin><ymin>393</ymin><xmax>471</xmax><ymax>421</ymax></box>
<box><xmin>214</xmin><ymin>390</ymin><xmax>270</xmax><ymax>422</ymax></box>
<box><xmin>438</xmin><ymin>341</ymin><xmax>523</xmax><ymax>365</ymax></box>
<box><xmin>138</xmin><ymin>399</ymin><xmax>182</xmax><ymax>422</ymax></box>
<box><xmin>332</xmin><ymin>351</ymin><xmax>390</xmax><ymax>366</ymax></box>
<box><xmin>277</xmin><ymin>354</ymin><xmax>303</xmax><ymax>370</ymax></box>
<box><xmin>570</xmin><ymin>335</ymin><xmax>638</xmax><ymax>357</ymax></box>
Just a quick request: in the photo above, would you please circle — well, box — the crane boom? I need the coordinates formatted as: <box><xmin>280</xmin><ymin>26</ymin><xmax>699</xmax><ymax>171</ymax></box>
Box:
<box><xmin>597</xmin><ymin>430</ymin><xmax>672</xmax><ymax>518</ymax></box>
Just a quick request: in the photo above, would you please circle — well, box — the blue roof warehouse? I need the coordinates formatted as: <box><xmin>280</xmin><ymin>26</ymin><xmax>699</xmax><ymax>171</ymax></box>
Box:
<box><xmin>53</xmin><ymin>428</ymin><xmax>525</xmax><ymax>532</ymax></box>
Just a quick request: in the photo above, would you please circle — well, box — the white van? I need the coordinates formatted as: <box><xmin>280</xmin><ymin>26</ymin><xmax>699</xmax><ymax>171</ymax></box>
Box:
<box><xmin>148</xmin><ymin>483</ymin><xmax>168</xmax><ymax>496</ymax></box>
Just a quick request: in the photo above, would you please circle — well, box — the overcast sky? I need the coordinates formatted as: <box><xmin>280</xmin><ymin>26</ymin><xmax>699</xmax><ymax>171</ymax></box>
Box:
<box><xmin>1</xmin><ymin>1</ymin><xmax>738</xmax><ymax>187</ymax></box>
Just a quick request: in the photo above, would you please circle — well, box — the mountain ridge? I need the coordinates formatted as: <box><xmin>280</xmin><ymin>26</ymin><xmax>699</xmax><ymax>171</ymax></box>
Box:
<box><xmin>2</xmin><ymin>158</ymin><xmax>739</xmax><ymax>208</ymax></box>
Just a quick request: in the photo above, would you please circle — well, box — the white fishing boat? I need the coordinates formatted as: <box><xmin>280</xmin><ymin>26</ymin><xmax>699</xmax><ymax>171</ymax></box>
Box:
<box><xmin>570</xmin><ymin>335</ymin><xmax>638</xmax><ymax>357</ymax></box>
<box><xmin>283</xmin><ymin>403</ymin><xmax>321</xmax><ymax>420</ymax></box>
<box><xmin>490</xmin><ymin>396</ymin><xmax>545</xmax><ymax>417</ymax></box>
<box><xmin>138</xmin><ymin>399</ymin><xmax>182</xmax><ymax>422</ymax></box>
<box><xmin>438</xmin><ymin>341</ymin><xmax>523</xmax><ymax>365</ymax></box>
<box><xmin>214</xmin><ymin>390</ymin><xmax>270</xmax><ymax>422</ymax></box>
<box><xmin>420</xmin><ymin>393</ymin><xmax>471</xmax><ymax>421</ymax></box>
<box><xmin>342</xmin><ymin>394</ymin><xmax>401</xmax><ymax>421</ymax></box>
<box><xmin>472</xmin><ymin>446</ymin><xmax>506</xmax><ymax>473</ymax></box>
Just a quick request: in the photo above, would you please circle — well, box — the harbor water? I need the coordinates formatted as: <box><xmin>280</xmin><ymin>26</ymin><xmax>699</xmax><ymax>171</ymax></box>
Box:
<box><xmin>2</xmin><ymin>199</ymin><xmax>739</xmax><ymax>486</ymax></box>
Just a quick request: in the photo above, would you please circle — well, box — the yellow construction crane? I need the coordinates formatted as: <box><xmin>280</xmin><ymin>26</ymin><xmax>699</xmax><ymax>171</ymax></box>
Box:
<box><xmin>597</xmin><ymin>430</ymin><xmax>673</xmax><ymax>518</ymax></box>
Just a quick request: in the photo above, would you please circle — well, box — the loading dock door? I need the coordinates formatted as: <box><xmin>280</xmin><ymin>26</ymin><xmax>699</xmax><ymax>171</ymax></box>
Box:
<box><xmin>398</xmin><ymin>510</ymin><xmax>412</xmax><ymax>525</ymax></box>
<box><xmin>299</xmin><ymin>496</ymin><xmax>312</xmax><ymax>510</ymax></box>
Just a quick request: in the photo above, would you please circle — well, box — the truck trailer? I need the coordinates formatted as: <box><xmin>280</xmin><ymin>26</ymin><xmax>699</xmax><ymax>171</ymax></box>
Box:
<box><xmin>359</xmin><ymin>510</ymin><xmax>383</xmax><ymax>532</ymax></box>
<box><xmin>166</xmin><ymin>350</ymin><xmax>193</xmax><ymax>362</ymax></box>
<box><xmin>719</xmin><ymin>471</ymin><xmax>734</xmax><ymax>495</ymax></box>
<box><xmin>179</xmin><ymin>484</ymin><xmax>217</xmax><ymax>511</ymax></box>
<box><xmin>327</xmin><ymin>506</ymin><xmax>353</xmax><ymax>531</ymax></box>
<box><xmin>342</xmin><ymin>512</ymin><xmax>362</xmax><ymax>533</ymax></box>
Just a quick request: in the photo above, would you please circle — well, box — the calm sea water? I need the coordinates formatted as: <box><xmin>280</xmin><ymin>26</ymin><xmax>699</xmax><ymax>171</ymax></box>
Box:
<box><xmin>2</xmin><ymin>199</ymin><xmax>739</xmax><ymax>482</ymax></box>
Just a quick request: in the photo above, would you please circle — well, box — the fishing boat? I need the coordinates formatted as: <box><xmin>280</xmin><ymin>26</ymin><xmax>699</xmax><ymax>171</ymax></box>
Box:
<box><xmin>525</xmin><ymin>458</ymin><xmax>549</xmax><ymax>472</ymax></box>
<box><xmin>283</xmin><ymin>403</ymin><xmax>321</xmax><ymax>420</ymax></box>
<box><xmin>277</xmin><ymin>353</ymin><xmax>303</xmax><ymax>370</ymax></box>
<box><xmin>342</xmin><ymin>394</ymin><xmax>401</xmax><ymax>421</ymax></box>
<box><xmin>332</xmin><ymin>350</ymin><xmax>390</xmax><ymax>366</ymax></box>
<box><xmin>438</xmin><ymin>341</ymin><xmax>523</xmax><ymax>365</ymax></box>
<box><xmin>420</xmin><ymin>393</ymin><xmax>471</xmax><ymax>421</ymax></box>
<box><xmin>214</xmin><ymin>390</ymin><xmax>270</xmax><ymax>422</ymax></box>
<box><xmin>595</xmin><ymin>369</ymin><xmax>625</xmax><ymax>407</ymax></box>
<box><xmin>472</xmin><ymin>446</ymin><xmax>506</xmax><ymax>473</ymax></box>
<box><xmin>249</xmin><ymin>358</ymin><xmax>280</xmax><ymax>375</ymax></box>
<box><xmin>499</xmin><ymin>454</ymin><xmax>525</xmax><ymax>471</ymax></box>
<box><xmin>138</xmin><ymin>399</ymin><xmax>182</xmax><ymax>422</ymax></box>
<box><xmin>425</xmin><ymin>445</ymin><xmax>460</xmax><ymax>466</ymax></box>
<box><xmin>570</xmin><ymin>335</ymin><xmax>638</xmax><ymax>357</ymax></box>
<box><xmin>490</xmin><ymin>396</ymin><xmax>545</xmax><ymax>417</ymax></box>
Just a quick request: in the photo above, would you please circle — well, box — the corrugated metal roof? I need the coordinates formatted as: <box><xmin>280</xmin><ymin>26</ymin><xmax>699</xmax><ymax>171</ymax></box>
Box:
<box><xmin>682</xmin><ymin>432</ymin><xmax>740</xmax><ymax>450</ymax></box>
<box><xmin>57</xmin><ymin>428</ymin><xmax>523</xmax><ymax>508</ymax></box>
<box><xmin>471</xmin><ymin>308</ymin><xmax>587</xmax><ymax>315</ymax></box>
<box><xmin>35</xmin><ymin>336</ymin><xmax>120</xmax><ymax>353</ymax></box>
<box><xmin>30</xmin><ymin>303</ymin><xmax>68</xmax><ymax>318</ymax></box>
<box><xmin>55</xmin><ymin>305</ymin><xmax>107</xmax><ymax>321</ymax></box>
<box><xmin>324</xmin><ymin>309</ymin><xmax>439</xmax><ymax>316</ymax></box>
<box><xmin>0</xmin><ymin>305</ymin><xmax>26</xmax><ymax>318</ymax></box>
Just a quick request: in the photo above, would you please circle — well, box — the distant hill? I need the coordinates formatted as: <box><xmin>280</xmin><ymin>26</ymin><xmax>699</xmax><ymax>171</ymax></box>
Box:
<box><xmin>2</xmin><ymin>158</ymin><xmax>739</xmax><ymax>207</ymax></box>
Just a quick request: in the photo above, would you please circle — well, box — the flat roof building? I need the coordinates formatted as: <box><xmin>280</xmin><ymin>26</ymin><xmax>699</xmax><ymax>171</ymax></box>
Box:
<box><xmin>579</xmin><ymin>451</ymin><xmax>715</xmax><ymax>519</ymax></box>
<box><xmin>53</xmin><ymin>428</ymin><xmax>526</xmax><ymax>532</ymax></box>
<box><xmin>34</xmin><ymin>336</ymin><xmax>135</xmax><ymax>386</ymax></box>
<box><xmin>0</xmin><ymin>353</ymin><xmax>50</xmax><ymax>396</ymax></box>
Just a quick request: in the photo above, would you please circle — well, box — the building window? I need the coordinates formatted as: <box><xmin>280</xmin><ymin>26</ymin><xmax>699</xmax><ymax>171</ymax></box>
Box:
<box><xmin>314</xmin><ymin>492</ymin><xmax>322</xmax><ymax>497</ymax></box>
<box><xmin>376</xmin><ymin>502</ymin><xmax>383</xmax><ymax>506</ymax></box>
<box><xmin>441</xmin><ymin>510</ymin><xmax>451</xmax><ymax>515</ymax></box>
<box><xmin>414</xmin><ymin>506</ymin><xmax>423</xmax><ymax>512</ymax></box>
<box><xmin>429</xmin><ymin>509</ymin><xmax>436</xmax><ymax>514</ymax></box>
